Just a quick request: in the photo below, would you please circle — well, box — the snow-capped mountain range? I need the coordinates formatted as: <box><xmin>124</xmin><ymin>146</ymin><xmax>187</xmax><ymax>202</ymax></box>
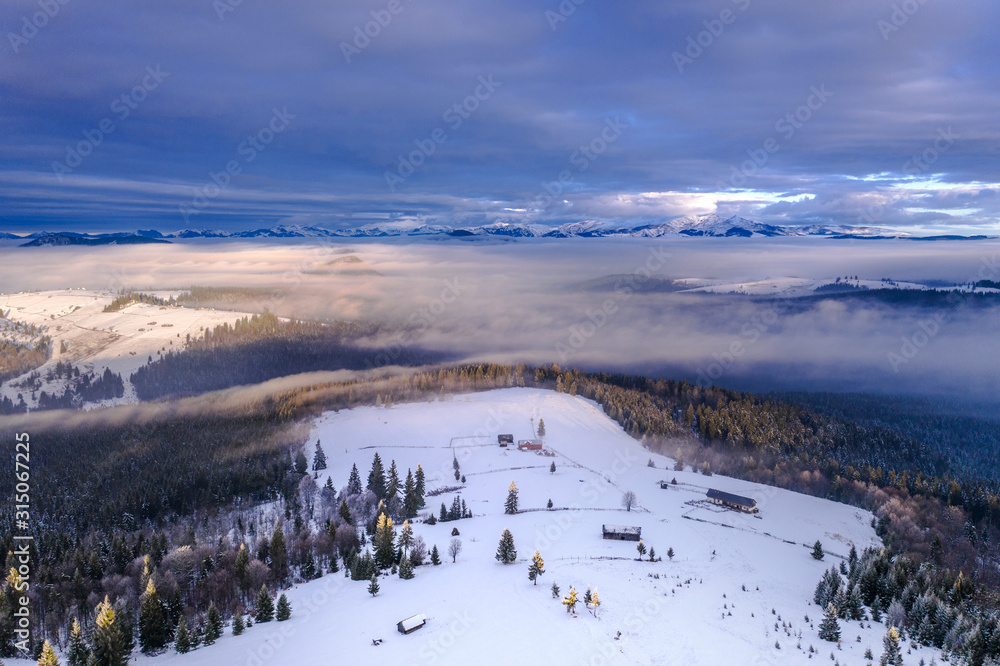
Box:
<box><xmin>5</xmin><ymin>214</ymin><xmax>921</xmax><ymax>244</ymax></box>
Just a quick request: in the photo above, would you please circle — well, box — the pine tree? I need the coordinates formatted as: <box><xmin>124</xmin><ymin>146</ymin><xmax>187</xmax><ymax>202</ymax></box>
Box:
<box><xmin>368</xmin><ymin>453</ymin><xmax>386</xmax><ymax>499</ymax></box>
<box><xmin>812</xmin><ymin>540</ymin><xmax>825</xmax><ymax>560</ymax></box>
<box><xmin>91</xmin><ymin>596</ymin><xmax>133</xmax><ymax>666</ymax></box>
<box><xmin>255</xmin><ymin>584</ymin><xmax>274</xmax><ymax>623</ymax></box>
<box><xmin>295</xmin><ymin>450</ymin><xmax>308</xmax><ymax>474</ymax></box>
<box><xmin>139</xmin><ymin>578</ymin><xmax>168</xmax><ymax>653</ymax></box>
<box><xmin>431</xmin><ymin>545</ymin><xmax>441</xmax><ymax>565</ymax></box>
<box><xmin>368</xmin><ymin>573</ymin><xmax>380</xmax><ymax>597</ymax></box>
<box><xmin>386</xmin><ymin>460</ymin><xmax>402</xmax><ymax>509</ymax></box>
<box><xmin>232</xmin><ymin>614</ymin><xmax>245</xmax><ymax>636</ymax></box>
<box><xmin>204</xmin><ymin>602</ymin><xmax>222</xmax><ymax>644</ymax></box>
<box><xmin>403</xmin><ymin>469</ymin><xmax>419</xmax><ymax>517</ymax></box>
<box><xmin>636</xmin><ymin>540</ymin><xmax>647</xmax><ymax>561</ymax></box>
<box><xmin>301</xmin><ymin>550</ymin><xmax>317</xmax><ymax>580</ymax></box>
<box><xmin>648</xmin><ymin>547</ymin><xmax>656</xmax><ymax>562</ymax></box>
<box><xmin>583</xmin><ymin>587</ymin><xmax>593</xmax><ymax>607</ymax></box>
<box><xmin>819</xmin><ymin>603</ymin><xmax>841</xmax><ymax>642</ymax></box>
<box><xmin>347</xmin><ymin>463</ymin><xmax>363</xmax><ymax>495</ymax></box>
<box><xmin>312</xmin><ymin>440</ymin><xmax>327</xmax><ymax>471</ymax></box>
<box><xmin>67</xmin><ymin>618</ymin><xmax>90</xmax><ymax>666</ymax></box>
<box><xmin>174</xmin><ymin>617</ymin><xmax>191</xmax><ymax>653</ymax></box>
<box><xmin>528</xmin><ymin>550</ymin><xmax>545</xmax><ymax>585</ymax></box>
<box><xmin>415</xmin><ymin>465</ymin><xmax>426</xmax><ymax>507</ymax></box>
<box><xmin>537</xmin><ymin>418</ymin><xmax>546</xmax><ymax>437</ymax></box>
<box><xmin>495</xmin><ymin>529</ymin><xmax>517</xmax><ymax>564</ymax></box>
<box><xmin>269</xmin><ymin>523</ymin><xmax>289</xmax><ymax>583</ymax></box>
<box><xmin>399</xmin><ymin>556</ymin><xmax>415</xmax><ymax>580</ymax></box>
<box><xmin>276</xmin><ymin>594</ymin><xmax>291</xmax><ymax>621</ymax></box>
<box><xmin>398</xmin><ymin>520</ymin><xmax>414</xmax><ymax>556</ymax></box>
<box><xmin>550</xmin><ymin>462</ymin><xmax>556</xmax><ymax>473</ymax></box>
<box><xmin>879</xmin><ymin>627</ymin><xmax>903</xmax><ymax>666</ymax></box>
<box><xmin>37</xmin><ymin>640</ymin><xmax>59</xmax><ymax>666</ymax></box>
<box><xmin>551</xmin><ymin>581</ymin><xmax>561</xmax><ymax>599</ymax></box>
<box><xmin>562</xmin><ymin>586</ymin><xmax>578</xmax><ymax>614</ymax></box>
<box><xmin>235</xmin><ymin>542</ymin><xmax>250</xmax><ymax>590</ymax></box>
<box><xmin>667</xmin><ymin>547</ymin><xmax>675</xmax><ymax>561</ymax></box>
<box><xmin>374</xmin><ymin>513</ymin><xmax>396</xmax><ymax>569</ymax></box>
<box><xmin>504</xmin><ymin>481</ymin><xmax>519</xmax><ymax>515</ymax></box>
<box><xmin>339</xmin><ymin>499</ymin><xmax>353</xmax><ymax>525</ymax></box>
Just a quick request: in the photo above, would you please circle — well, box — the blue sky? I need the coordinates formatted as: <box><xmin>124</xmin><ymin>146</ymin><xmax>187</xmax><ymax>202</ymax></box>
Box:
<box><xmin>1</xmin><ymin>0</ymin><xmax>999</xmax><ymax>233</ymax></box>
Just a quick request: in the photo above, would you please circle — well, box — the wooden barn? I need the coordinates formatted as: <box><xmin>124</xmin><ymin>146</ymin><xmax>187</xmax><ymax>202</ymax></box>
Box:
<box><xmin>517</xmin><ymin>439</ymin><xmax>543</xmax><ymax>451</ymax></box>
<box><xmin>706</xmin><ymin>488</ymin><xmax>758</xmax><ymax>513</ymax></box>
<box><xmin>602</xmin><ymin>524</ymin><xmax>642</xmax><ymax>541</ymax></box>
<box><xmin>497</xmin><ymin>434</ymin><xmax>514</xmax><ymax>447</ymax></box>
<box><xmin>397</xmin><ymin>614</ymin><xmax>427</xmax><ymax>635</ymax></box>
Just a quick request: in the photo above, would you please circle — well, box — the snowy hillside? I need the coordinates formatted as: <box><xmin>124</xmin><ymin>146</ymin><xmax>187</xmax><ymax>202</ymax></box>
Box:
<box><xmin>82</xmin><ymin>388</ymin><xmax>943</xmax><ymax>666</ymax></box>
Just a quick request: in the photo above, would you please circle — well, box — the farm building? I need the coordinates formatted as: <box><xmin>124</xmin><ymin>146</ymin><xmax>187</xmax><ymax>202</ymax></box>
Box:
<box><xmin>517</xmin><ymin>439</ymin><xmax>542</xmax><ymax>451</ymax></box>
<box><xmin>397</xmin><ymin>614</ymin><xmax>427</xmax><ymax>635</ymax></box>
<box><xmin>602</xmin><ymin>524</ymin><xmax>642</xmax><ymax>541</ymax></box>
<box><xmin>498</xmin><ymin>434</ymin><xmax>513</xmax><ymax>447</ymax></box>
<box><xmin>706</xmin><ymin>488</ymin><xmax>758</xmax><ymax>513</ymax></box>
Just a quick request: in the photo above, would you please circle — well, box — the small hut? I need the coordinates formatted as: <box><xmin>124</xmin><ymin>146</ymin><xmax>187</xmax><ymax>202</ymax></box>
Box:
<box><xmin>706</xmin><ymin>489</ymin><xmax>758</xmax><ymax>513</ymax></box>
<box><xmin>498</xmin><ymin>434</ymin><xmax>514</xmax><ymax>447</ymax></box>
<box><xmin>397</xmin><ymin>614</ymin><xmax>427</xmax><ymax>635</ymax></box>
<box><xmin>602</xmin><ymin>524</ymin><xmax>642</xmax><ymax>541</ymax></box>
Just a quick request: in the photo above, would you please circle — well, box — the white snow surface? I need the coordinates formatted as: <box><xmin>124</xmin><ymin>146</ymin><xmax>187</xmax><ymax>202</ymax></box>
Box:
<box><xmin>27</xmin><ymin>388</ymin><xmax>941</xmax><ymax>666</ymax></box>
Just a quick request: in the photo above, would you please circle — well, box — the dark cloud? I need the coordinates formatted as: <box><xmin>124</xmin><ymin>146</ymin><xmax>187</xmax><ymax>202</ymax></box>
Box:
<box><xmin>1</xmin><ymin>0</ymin><xmax>999</xmax><ymax>232</ymax></box>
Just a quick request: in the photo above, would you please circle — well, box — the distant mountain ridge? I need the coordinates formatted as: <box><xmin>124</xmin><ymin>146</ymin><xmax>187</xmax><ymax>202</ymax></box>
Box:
<box><xmin>7</xmin><ymin>215</ymin><xmax>983</xmax><ymax>243</ymax></box>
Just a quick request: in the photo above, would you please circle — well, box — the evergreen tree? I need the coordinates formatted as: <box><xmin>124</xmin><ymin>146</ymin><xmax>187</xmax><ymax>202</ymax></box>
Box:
<box><xmin>294</xmin><ymin>450</ymin><xmax>308</xmax><ymax>474</ymax></box>
<box><xmin>537</xmin><ymin>418</ymin><xmax>546</xmax><ymax>437</ymax></box>
<box><xmin>879</xmin><ymin>627</ymin><xmax>903</xmax><ymax>666</ymax></box>
<box><xmin>367</xmin><ymin>453</ymin><xmax>386</xmax><ymax>499</ymax></box>
<box><xmin>398</xmin><ymin>520</ymin><xmax>414</xmax><ymax>556</ymax></box>
<box><xmin>819</xmin><ymin>603</ymin><xmax>841</xmax><ymax>642</ymax></box>
<box><xmin>347</xmin><ymin>463</ymin><xmax>363</xmax><ymax>495</ymax></box>
<box><xmin>276</xmin><ymin>594</ymin><xmax>291</xmax><ymax>621</ymax></box>
<box><xmin>368</xmin><ymin>573</ymin><xmax>380</xmax><ymax>597</ymax></box>
<box><xmin>812</xmin><ymin>540</ymin><xmax>825</xmax><ymax>560</ymax></box>
<box><xmin>403</xmin><ymin>469</ymin><xmax>419</xmax><ymax>517</ymax></box>
<box><xmin>551</xmin><ymin>581</ymin><xmax>561</xmax><ymax>598</ymax></box>
<box><xmin>562</xmin><ymin>587</ymin><xmax>578</xmax><ymax>614</ymax></box>
<box><xmin>139</xmin><ymin>578</ymin><xmax>168</xmax><ymax>653</ymax></box>
<box><xmin>255</xmin><ymin>584</ymin><xmax>274</xmax><ymax>623</ymax></box>
<box><xmin>374</xmin><ymin>513</ymin><xmax>396</xmax><ymax>569</ymax></box>
<box><xmin>505</xmin><ymin>481</ymin><xmax>519</xmax><ymax>515</ymax></box>
<box><xmin>174</xmin><ymin>617</ymin><xmax>191</xmax><ymax>653</ymax></box>
<box><xmin>583</xmin><ymin>587</ymin><xmax>593</xmax><ymax>607</ymax></box>
<box><xmin>67</xmin><ymin>618</ymin><xmax>90</xmax><ymax>666</ymax></box>
<box><xmin>528</xmin><ymin>550</ymin><xmax>545</xmax><ymax>585</ymax></box>
<box><xmin>232</xmin><ymin>614</ymin><xmax>245</xmax><ymax>636</ymax></box>
<box><xmin>431</xmin><ymin>545</ymin><xmax>441</xmax><ymax>566</ymax></box>
<box><xmin>300</xmin><ymin>550</ymin><xmax>317</xmax><ymax>580</ymax></box>
<box><xmin>495</xmin><ymin>529</ymin><xmax>517</xmax><ymax>564</ymax></box>
<box><xmin>386</xmin><ymin>460</ymin><xmax>402</xmax><ymax>506</ymax></box>
<box><xmin>648</xmin><ymin>547</ymin><xmax>656</xmax><ymax>562</ymax></box>
<box><xmin>636</xmin><ymin>540</ymin><xmax>647</xmax><ymax>561</ymax></box>
<box><xmin>339</xmin><ymin>499</ymin><xmax>353</xmax><ymax>525</ymax></box>
<box><xmin>37</xmin><ymin>640</ymin><xmax>59</xmax><ymax>666</ymax></box>
<box><xmin>312</xmin><ymin>440</ymin><xmax>327</xmax><ymax>471</ymax></box>
<box><xmin>414</xmin><ymin>465</ymin><xmax>426</xmax><ymax>507</ymax></box>
<box><xmin>90</xmin><ymin>596</ymin><xmax>133</xmax><ymax>666</ymax></box>
<box><xmin>235</xmin><ymin>542</ymin><xmax>250</xmax><ymax>590</ymax></box>
<box><xmin>204</xmin><ymin>602</ymin><xmax>222</xmax><ymax>644</ymax></box>
<box><xmin>399</xmin><ymin>556</ymin><xmax>415</xmax><ymax>580</ymax></box>
<box><xmin>667</xmin><ymin>547</ymin><xmax>675</xmax><ymax>561</ymax></box>
<box><xmin>550</xmin><ymin>461</ymin><xmax>556</xmax><ymax>473</ymax></box>
<box><xmin>270</xmin><ymin>523</ymin><xmax>288</xmax><ymax>583</ymax></box>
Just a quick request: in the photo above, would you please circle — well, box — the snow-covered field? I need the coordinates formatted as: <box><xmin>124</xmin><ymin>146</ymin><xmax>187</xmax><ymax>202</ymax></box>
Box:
<box><xmin>68</xmin><ymin>388</ymin><xmax>937</xmax><ymax>666</ymax></box>
<box><xmin>0</xmin><ymin>289</ymin><xmax>250</xmax><ymax>406</ymax></box>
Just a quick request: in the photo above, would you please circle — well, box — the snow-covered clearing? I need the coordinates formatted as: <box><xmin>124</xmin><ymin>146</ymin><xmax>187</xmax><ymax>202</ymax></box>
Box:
<box><xmin>96</xmin><ymin>388</ymin><xmax>941</xmax><ymax>665</ymax></box>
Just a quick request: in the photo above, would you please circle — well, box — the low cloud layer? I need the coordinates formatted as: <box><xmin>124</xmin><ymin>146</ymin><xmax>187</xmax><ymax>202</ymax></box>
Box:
<box><xmin>1</xmin><ymin>238</ymin><xmax>997</xmax><ymax>400</ymax></box>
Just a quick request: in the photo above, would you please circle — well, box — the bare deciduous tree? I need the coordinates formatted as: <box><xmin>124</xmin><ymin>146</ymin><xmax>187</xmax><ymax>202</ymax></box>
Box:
<box><xmin>448</xmin><ymin>538</ymin><xmax>463</xmax><ymax>563</ymax></box>
<box><xmin>621</xmin><ymin>490</ymin><xmax>637</xmax><ymax>512</ymax></box>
